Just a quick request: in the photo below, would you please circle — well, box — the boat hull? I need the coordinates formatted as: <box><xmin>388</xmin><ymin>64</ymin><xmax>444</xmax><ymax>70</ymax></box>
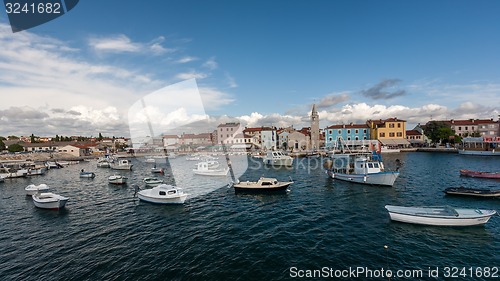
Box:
<box><xmin>459</xmin><ymin>170</ymin><xmax>500</xmax><ymax>179</ymax></box>
<box><xmin>32</xmin><ymin>194</ymin><xmax>68</xmax><ymax>210</ymax></box>
<box><xmin>193</xmin><ymin>169</ymin><xmax>229</xmax><ymax>176</ymax></box>
<box><xmin>444</xmin><ymin>187</ymin><xmax>500</xmax><ymax>197</ymax></box>
<box><xmin>385</xmin><ymin>205</ymin><xmax>497</xmax><ymax>226</ymax></box>
<box><xmin>458</xmin><ymin>150</ymin><xmax>500</xmax><ymax>156</ymax></box>
<box><xmin>233</xmin><ymin>183</ymin><xmax>291</xmax><ymax>193</ymax></box>
<box><xmin>138</xmin><ymin>193</ymin><xmax>188</xmax><ymax>204</ymax></box>
<box><xmin>327</xmin><ymin>170</ymin><xmax>399</xmax><ymax>186</ymax></box>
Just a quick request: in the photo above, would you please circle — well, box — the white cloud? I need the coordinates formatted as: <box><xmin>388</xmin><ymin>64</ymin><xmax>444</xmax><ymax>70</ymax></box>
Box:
<box><xmin>202</xmin><ymin>57</ymin><xmax>218</xmax><ymax>70</ymax></box>
<box><xmin>89</xmin><ymin>34</ymin><xmax>141</xmax><ymax>53</ymax></box>
<box><xmin>176</xmin><ymin>56</ymin><xmax>198</xmax><ymax>63</ymax></box>
<box><xmin>225</xmin><ymin>72</ymin><xmax>238</xmax><ymax>88</ymax></box>
<box><xmin>175</xmin><ymin>71</ymin><xmax>208</xmax><ymax>80</ymax></box>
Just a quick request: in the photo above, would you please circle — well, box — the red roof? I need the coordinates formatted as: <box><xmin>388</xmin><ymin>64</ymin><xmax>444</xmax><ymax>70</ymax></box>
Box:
<box><xmin>447</xmin><ymin>119</ymin><xmax>498</xmax><ymax>125</ymax></box>
<box><xmin>406</xmin><ymin>130</ymin><xmax>422</xmax><ymax>136</ymax></box>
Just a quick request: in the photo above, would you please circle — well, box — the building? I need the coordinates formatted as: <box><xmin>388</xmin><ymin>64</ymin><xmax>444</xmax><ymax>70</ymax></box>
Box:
<box><xmin>288</xmin><ymin>130</ymin><xmax>310</xmax><ymax>151</ymax></box>
<box><xmin>261</xmin><ymin>127</ymin><xmax>277</xmax><ymax>150</ymax></box>
<box><xmin>324</xmin><ymin>124</ymin><xmax>370</xmax><ymax>148</ymax></box>
<box><xmin>367</xmin><ymin>118</ymin><xmax>410</xmax><ymax>148</ymax></box>
<box><xmin>217</xmin><ymin>122</ymin><xmax>241</xmax><ymax>144</ymax></box>
<box><xmin>446</xmin><ymin>119</ymin><xmax>499</xmax><ymax>137</ymax></box>
<box><xmin>162</xmin><ymin>134</ymin><xmax>180</xmax><ymax>149</ymax></box>
<box><xmin>310</xmin><ymin>104</ymin><xmax>320</xmax><ymax>150</ymax></box>
<box><xmin>277</xmin><ymin>126</ymin><xmax>294</xmax><ymax>150</ymax></box>
<box><xmin>406</xmin><ymin>130</ymin><xmax>424</xmax><ymax>146</ymax></box>
<box><xmin>180</xmin><ymin>133</ymin><xmax>213</xmax><ymax>147</ymax></box>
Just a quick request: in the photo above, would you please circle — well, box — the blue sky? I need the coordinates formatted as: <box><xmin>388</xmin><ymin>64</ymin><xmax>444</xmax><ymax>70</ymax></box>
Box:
<box><xmin>0</xmin><ymin>0</ymin><xmax>499</xmax><ymax>137</ymax></box>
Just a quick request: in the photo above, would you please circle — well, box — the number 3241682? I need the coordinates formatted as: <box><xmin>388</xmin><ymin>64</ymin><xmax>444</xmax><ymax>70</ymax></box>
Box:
<box><xmin>6</xmin><ymin>2</ymin><xmax>61</xmax><ymax>14</ymax></box>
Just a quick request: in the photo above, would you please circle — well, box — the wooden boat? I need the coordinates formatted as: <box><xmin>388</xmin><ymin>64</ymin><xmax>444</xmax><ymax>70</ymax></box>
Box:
<box><xmin>32</xmin><ymin>192</ymin><xmax>68</xmax><ymax>210</ymax></box>
<box><xmin>459</xmin><ymin>169</ymin><xmax>500</xmax><ymax>179</ymax></box>
<box><xmin>151</xmin><ymin>166</ymin><xmax>164</xmax><ymax>174</ymax></box>
<box><xmin>444</xmin><ymin>187</ymin><xmax>500</xmax><ymax>197</ymax></box>
<box><xmin>108</xmin><ymin>175</ymin><xmax>128</xmax><ymax>185</ymax></box>
<box><xmin>137</xmin><ymin>184</ymin><xmax>188</xmax><ymax>204</ymax></box>
<box><xmin>25</xmin><ymin>184</ymin><xmax>50</xmax><ymax>196</ymax></box>
<box><xmin>385</xmin><ymin>205</ymin><xmax>497</xmax><ymax>226</ymax></box>
<box><xmin>143</xmin><ymin>177</ymin><xmax>164</xmax><ymax>187</ymax></box>
<box><xmin>233</xmin><ymin>177</ymin><xmax>293</xmax><ymax>193</ymax></box>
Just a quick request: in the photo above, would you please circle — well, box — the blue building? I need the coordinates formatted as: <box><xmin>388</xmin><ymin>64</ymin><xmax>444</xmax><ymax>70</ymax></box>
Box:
<box><xmin>324</xmin><ymin>124</ymin><xmax>370</xmax><ymax>148</ymax></box>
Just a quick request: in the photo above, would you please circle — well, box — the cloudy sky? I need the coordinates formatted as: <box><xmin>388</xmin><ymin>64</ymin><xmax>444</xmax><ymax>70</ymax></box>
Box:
<box><xmin>1</xmin><ymin>0</ymin><xmax>499</xmax><ymax>138</ymax></box>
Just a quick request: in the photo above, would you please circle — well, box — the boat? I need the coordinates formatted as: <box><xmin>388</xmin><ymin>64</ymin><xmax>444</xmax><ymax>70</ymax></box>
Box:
<box><xmin>145</xmin><ymin>158</ymin><xmax>156</xmax><ymax>163</ymax></box>
<box><xmin>151</xmin><ymin>166</ymin><xmax>164</xmax><ymax>174</ymax></box>
<box><xmin>233</xmin><ymin>177</ymin><xmax>293</xmax><ymax>193</ymax></box>
<box><xmin>459</xmin><ymin>136</ymin><xmax>500</xmax><ymax>156</ymax></box>
<box><xmin>32</xmin><ymin>192</ymin><xmax>69</xmax><ymax>210</ymax></box>
<box><xmin>143</xmin><ymin>177</ymin><xmax>164</xmax><ymax>187</ymax></box>
<box><xmin>186</xmin><ymin>154</ymin><xmax>201</xmax><ymax>161</ymax></box>
<box><xmin>459</xmin><ymin>169</ymin><xmax>500</xmax><ymax>179</ymax></box>
<box><xmin>193</xmin><ymin>161</ymin><xmax>229</xmax><ymax>176</ymax></box>
<box><xmin>79</xmin><ymin>170</ymin><xmax>96</xmax><ymax>178</ymax></box>
<box><xmin>384</xmin><ymin>205</ymin><xmax>497</xmax><ymax>226</ymax></box>
<box><xmin>25</xmin><ymin>184</ymin><xmax>50</xmax><ymax>195</ymax></box>
<box><xmin>0</xmin><ymin>166</ymin><xmax>28</xmax><ymax>178</ymax></box>
<box><xmin>444</xmin><ymin>187</ymin><xmax>500</xmax><ymax>198</ymax></box>
<box><xmin>111</xmin><ymin>159</ymin><xmax>133</xmax><ymax>170</ymax></box>
<box><xmin>108</xmin><ymin>175</ymin><xmax>128</xmax><ymax>184</ymax></box>
<box><xmin>262</xmin><ymin>150</ymin><xmax>294</xmax><ymax>167</ymax></box>
<box><xmin>0</xmin><ymin>176</ymin><xmax>4</xmax><ymax>183</ymax></box>
<box><xmin>27</xmin><ymin>165</ymin><xmax>48</xmax><ymax>176</ymax></box>
<box><xmin>380</xmin><ymin>146</ymin><xmax>401</xmax><ymax>153</ymax></box>
<box><xmin>324</xmin><ymin>139</ymin><xmax>399</xmax><ymax>186</ymax></box>
<box><xmin>97</xmin><ymin>161</ymin><xmax>111</xmax><ymax>168</ymax></box>
<box><xmin>45</xmin><ymin>161</ymin><xmax>64</xmax><ymax>169</ymax></box>
<box><xmin>137</xmin><ymin>184</ymin><xmax>188</xmax><ymax>204</ymax></box>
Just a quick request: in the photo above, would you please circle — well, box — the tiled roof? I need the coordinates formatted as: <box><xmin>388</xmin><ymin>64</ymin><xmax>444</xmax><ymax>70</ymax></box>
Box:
<box><xmin>326</xmin><ymin>124</ymin><xmax>369</xmax><ymax>129</ymax></box>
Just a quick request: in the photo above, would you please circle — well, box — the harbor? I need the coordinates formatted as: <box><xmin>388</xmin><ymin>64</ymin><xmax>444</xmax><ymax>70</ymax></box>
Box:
<box><xmin>0</xmin><ymin>152</ymin><xmax>499</xmax><ymax>280</ymax></box>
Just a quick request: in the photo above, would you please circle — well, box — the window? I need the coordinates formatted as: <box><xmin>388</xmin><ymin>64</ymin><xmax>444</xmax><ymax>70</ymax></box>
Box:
<box><xmin>329</xmin><ymin>130</ymin><xmax>332</xmax><ymax>134</ymax></box>
<box><xmin>465</xmin><ymin>126</ymin><xmax>468</xmax><ymax>130</ymax></box>
<box><xmin>347</xmin><ymin>137</ymin><xmax>351</xmax><ymax>140</ymax></box>
<box><xmin>347</xmin><ymin>129</ymin><xmax>351</xmax><ymax>134</ymax></box>
<box><xmin>328</xmin><ymin>137</ymin><xmax>332</xmax><ymax>141</ymax></box>
<box><xmin>389</xmin><ymin>123</ymin><xmax>394</xmax><ymax>128</ymax></box>
<box><xmin>355</xmin><ymin>129</ymin><xmax>359</xmax><ymax>134</ymax></box>
<box><xmin>355</xmin><ymin>136</ymin><xmax>359</xmax><ymax>140</ymax></box>
<box><xmin>363</xmin><ymin>136</ymin><xmax>367</xmax><ymax>140</ymax></box>
<box><xmin>458</xmin><ymin>126</ymin><xmax>462</xmax><ymax>131</ymax></box>
<box><xmin>368</xmin><ymin>163</ymin><xmax>374</xmax><ymax>168</ymax></box>
<box><xmin>226</xmin><ymin>128</ymin><xmax>228</xmax><ymax>131</ymax></box>
<box><xmin>397</xmin><ymin>132</ymin><xmax>402</xmax><ymax>137</ymax></box>
<box><xmin>373</xmin><ymin>163</ymin><xmax>379</xmax><ymax>168</ymax></box>
<box><xmin>389</xmin><ymin>132</ymin><xmax>395</xmax><ymax>137</ymax></box>
<box><xmin>338</xmin><ymin>130</ymin><xmax>341</xmax><ymax>134</ymax></box>
<box><xmin>363</xmin><ymin>129</ymin><xmax>367</xmax><ymax>134</ymax></box>
<box><xmin>380</xmin><ymin>132</ymin><xmax>385</xmax><ymax>137</ymax></box>
<box><xmin>397</xmin><ymin>123</ymin><xmax>401</xmax><ymax>128</ymax></box>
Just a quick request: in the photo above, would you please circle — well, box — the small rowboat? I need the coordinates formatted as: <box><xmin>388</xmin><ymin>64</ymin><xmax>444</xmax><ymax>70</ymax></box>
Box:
<box><xmin>385</xmin><ymin>205</ymin><xmax>497</xmax><ymax>226</ymax></box>
<box><xmin>459</xmin><ymin>169</ymin><xmax>500</xmax><ymax>179</ymax></box>
<box><xmin>444</xmin><ymin>187</ymin><xmax>500</xmax><ymax>198</ymax></box>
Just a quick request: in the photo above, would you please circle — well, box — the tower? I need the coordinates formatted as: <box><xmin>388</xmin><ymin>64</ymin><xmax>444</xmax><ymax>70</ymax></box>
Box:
<box><xmin>310</xmin><ymin>104</ymin><xmax>319</xmax><ymax>150</ymax></box>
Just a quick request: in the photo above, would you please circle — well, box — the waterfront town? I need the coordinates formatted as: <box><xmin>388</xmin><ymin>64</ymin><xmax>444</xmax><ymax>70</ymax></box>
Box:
<box><xmin>1</xmin><ymin>105</ymin><xmax>499</xmax><ymax>160</ymax></box>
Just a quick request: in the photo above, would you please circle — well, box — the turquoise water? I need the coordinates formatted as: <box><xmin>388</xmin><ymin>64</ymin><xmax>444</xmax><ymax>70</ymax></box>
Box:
<box><xmin>0</xmin><ymin>153</ymin><xmax>499</xmax><ymax>280</ymax></box>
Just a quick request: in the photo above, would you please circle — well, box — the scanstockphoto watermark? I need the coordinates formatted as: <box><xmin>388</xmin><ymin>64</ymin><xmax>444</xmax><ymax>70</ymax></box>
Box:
<box><xmin>248</xmin><ymin>155</ymin><xmax>326</xmax><ymax>174</ymax></box>
<box><xmin>289</xmin><ymin>266</ymin><xmax>426</xmax><ymax>279</ymax></box>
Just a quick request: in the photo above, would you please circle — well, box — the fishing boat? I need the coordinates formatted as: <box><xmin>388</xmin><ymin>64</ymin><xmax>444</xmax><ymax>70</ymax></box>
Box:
<box><xmin>45</xmin><ymin>161</ymin><xmax>63</xmax><ymax>169</ymax></box>
<box><xmin>444</xmin><ymin>187</ymin><xmax>500</xmax><ymax>198</ymax></box>
<box><xmin>25</xmin><ymin>184</ymin><xmax>50</xmax><ymax>196</ymax></box>
<box><xmin>324</xmin><ymin>139</ymin><xmax>399</xmax><ymax>186</ymax></box>
<box><xmin>459</xmin><ymin>136</ymin><xmax>500</xmax><ymax>156</ymax></box>
<box><xmin>111</xmin><ymin>159</ymin><xmax>133</xmax><ymax>170</ymax></box>
<box><xmin>79</xmin><ymin>170</ymin><xmax>96</xmax><ymax>178</ymax></box>
<box><xmin>32</xmin><ymin>192</ymin><xmax>69</xmax><ymax>210</ymax></box>
<box><xmin>193</xmin><ymin>161</ymin><xmax>229</xmax><ymax>176</ymax></box>
<box><xmin>0</xmin><ymin>166</ymin><xmax>28</xmax><ymax>178</ymax></box>
<box><xmin>27</xmin><ymin>165</ymin><xmax>48</xmax><ymax>176</ymax></box>
<box><xmin>459</xmin><ymin>169</ymin><xmax>500</xmax><ymax>179</ymax></box>
<box><xmin>262</xmin><ymin>150</ymin><xmax>294</xmax><ymax>167</ymax></box>
<box><xmin>233</xmin><ymin>177</ymin><xmax>293</xmax><ymax>193</ymax></box>
<box><xmin>384</xmin><ymin>205</ymin><xmax>497</xmax><ymax>226</ymax></box>
<box><xmin>137</xmin><ymin>184</ymin><xmax>188</xmax><ymax>204</ymax></box>
<box><xmin>143</xmin><ymin>177</ymin><xmax>164</xmax><ymax>187</ymax></box>
<box><xmin>108</xmin><ymin>175</ymin><xmax>128</xmax><ymax>184</ymax></box>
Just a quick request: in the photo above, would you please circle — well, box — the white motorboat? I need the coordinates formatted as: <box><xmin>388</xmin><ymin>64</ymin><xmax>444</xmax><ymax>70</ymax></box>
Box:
<box><xmin>262</xmin><ymin>150</ymin><xmax>294</xmax><ymax>167</ymax></box>
<box><xmin>143</xmin><ymin>177</ymin><xmax>164</xmax><ymax>187</ymax></box>
<box><xmin>45</xmin><ymin>161</ymin><xmax>63</xmax><ymax>169</ymax></box>
<box><xmin>25</xmin><ymin>184</ymin><xmax>50</xmax><ymax>196</ymax></box>
<box><xmin>137</xmin><ymin>184</ymin><xmax>188</xmax><ymax>204</ymax></box>
<box><xmin>0</xmin><ymin>167</ymin><xmax>28</xmax><ymax>178</ymax></box>
<box><xmin>111</xmin><ymin>159</ymin><xmax>133</xmax><ymax>170</ymax></box>
<box><xmin>27</xmin><ymin>166</ymin><xmax>48</xmax><ymax>176</ymax></box>
<box><xmin>233</xmin><ymin>177</ymin><xmax>293</xmax><ymax>193</ymax></box>
<box><xmin>108</xmin><ymin>175</ymin><xmax>128</xmax><ymax>184</ymax></box>
<box><xmin>324</xmin><ymin>139</ymin><xmax>399</xmax><ymax>186</ymax></box>
<box><xmin>145</xmin><ymin>158</ymin><xmax>156</xmax><ymax>163</ymax></box>
<box><xmin>385</xmin><ymin>205</ymin><xmax>497</xmax><ymax>226</ymax></box>
<box><xmin>97</xmin><ymin>160</ymin><xmax>111</xmax><ymax>168</ymax></box>
<box><xmin>186</xmin><ymin>154</ymin><xmax>201</xmax><ymax>161</ymax></box>
<box><xmin>193</xmin><ymin>161</ymin><xmax>229</xmax><ymax>176</ymax></box>
<box><xmin>32</xmin><ymin>192</ymin><xmax>68</xmax><ymax>210</ymax></box>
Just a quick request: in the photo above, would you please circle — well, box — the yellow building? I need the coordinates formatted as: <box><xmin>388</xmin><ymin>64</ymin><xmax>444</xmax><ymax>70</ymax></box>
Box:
<box><xmin>366</xmin><ymin>118</ymin><xmax>410</xmax><ymax>147</ymax></box>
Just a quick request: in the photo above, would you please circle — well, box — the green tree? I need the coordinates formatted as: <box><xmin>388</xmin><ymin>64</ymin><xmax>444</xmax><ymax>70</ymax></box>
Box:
<box><xmin>98</xmin><ymin>133</ymin><xmax>103</xmax><ymax>141</ymax></box>
<box><xmin>30</xmin><ymin>134</ymin><xmax>36</xmax><ymax>143</ymax></box>
<box><xmin>7</xmin><ymin>143</ymin><xmax>24</xmax><ymax>152</ymax></box>
<box><xmin>424</xmin><ymin>121</ymin><xmax>451</xmax><ymax>144</ymax></box>
<box><xmin>437</xmin><ymin>127</ymin><xmax>455</xmax><ymax>144</ymax></box>
<box><xmin>55</xmin><ymin>135</ymin><xmax>60</xmax><ymax>142</ymax></box>
<box><xmin>0</xmin><ymin>139</ymin><xmax>5</xmax><ymax>150</ymax></box>
<box><xmin>8</xmin><ymin>135</ymin><xmax>19</xmax><ymax>140</ymax></box>
<box><xmin>0</xmin><ymin>136</ymin><xmax>6</xmax><ymax>140</ymax></box>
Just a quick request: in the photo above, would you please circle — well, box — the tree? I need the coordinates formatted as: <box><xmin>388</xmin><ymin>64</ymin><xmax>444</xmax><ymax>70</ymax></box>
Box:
<box><xmin>8</xmin><ymin>135</ymin><xmax>19</xmax><ymax>140</ymax></box>
<box><xmin>0</xmin><ymin>136</ymin><xmax>6</xmax><ymax>140</ymax></box>
<box><xmin>30</xmin><ymin>134</ymin><xmax>36</xmax><ymax>143</ymax></box>
<box><xmin>7</xmin><ymin>143</ymin><xmax>24</xmax><ymax>152</ymax></box>
<box><xmin>0</xmin><ymin>139</ymin><xmax>5</xmax><ymax>151</ymax></box>
<box><xmin>437</xmin><ymin>127</ymin><xmax>455</xmax><ymax>144</ymax></box>
<box><xmin>424</xmin><ymin>121</ymin><xmax>452</xmax><ymax>144</ymax></box>
<box><xmin>98</xmin><ymin>133</ymin><xmax>103</xmax><ymax>141</ymax></box>
<box><xmin>55</xmin><ymin>135</ymin><xmax>60</xmax><ymax>142</ymax></box>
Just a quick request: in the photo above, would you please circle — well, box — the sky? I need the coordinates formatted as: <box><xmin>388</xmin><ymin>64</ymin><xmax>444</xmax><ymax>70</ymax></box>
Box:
<box><xmin>0</xmin><ymin>0</ymin><xmax>499</xmax><ymax>138</ymax></box>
